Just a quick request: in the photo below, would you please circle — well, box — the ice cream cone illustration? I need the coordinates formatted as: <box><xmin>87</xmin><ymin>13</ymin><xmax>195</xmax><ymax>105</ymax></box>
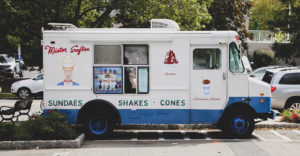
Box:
<box><xmin>57</xmin><ymin>54</ymin><xmax>79</xmax><ymax>86</ymax></box>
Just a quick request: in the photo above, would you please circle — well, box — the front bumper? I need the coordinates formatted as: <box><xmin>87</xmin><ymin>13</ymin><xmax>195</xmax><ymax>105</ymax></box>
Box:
<box><xmin>256</xmin><ymin>109</ymin><xmax>278</xmax><ymax>120</ymax></box>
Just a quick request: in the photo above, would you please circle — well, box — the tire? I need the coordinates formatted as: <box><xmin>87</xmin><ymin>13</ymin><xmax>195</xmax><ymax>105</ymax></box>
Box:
<box><xmin>223</xmin><ymin>111</ymin><xmax>254</xmax><ymax>139</ymax></box>
<box><xmin>285</xmin><ymin>99</ymin><xmax>300</xmax><ymax>110</ymax></box>
<box><xmin>83</xmin><ymin>112</ymin><xmax>113</xmax><ymax>139</ymax></box>
<box><xmin>18</xmin><ymin>88</ymin><xmax>31</xmax><ymax>99</ymax></box>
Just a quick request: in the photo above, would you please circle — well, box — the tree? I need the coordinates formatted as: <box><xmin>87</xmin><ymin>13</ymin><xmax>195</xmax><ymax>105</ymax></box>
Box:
<box><xmin>205</xmin><ymin>0</ymin><xmax>253</xmax><ymax>52</ymax></box>
<box><xmin>114</xmin><ymin>0</ymin><xmax>213</xmax><ymax>30</ymax></box>
<box><xmin>0</xmin><ymin>0</ymin><xmax>213</xmax><ymax>67</ymax></box>
<box><xmin>249</xmin><ymin>0</ymin><xmax>283</xmax><ymax>30</ymax></box>
<box><xmin>271</xmin><ymin>0</ymin><xmax>300</xmax><ymax>63</ymax></box>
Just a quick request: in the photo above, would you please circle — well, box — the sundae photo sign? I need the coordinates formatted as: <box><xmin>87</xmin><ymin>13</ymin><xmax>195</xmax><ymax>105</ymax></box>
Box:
<box><xmin>93</xmin><ymin>67</ymin><xmax>123</xmax><ymax>94</ymax></box>
<box><xmin>202</xmin><ymin>77</ymin><xmax>211</xmax><ymax>95</ymax></box>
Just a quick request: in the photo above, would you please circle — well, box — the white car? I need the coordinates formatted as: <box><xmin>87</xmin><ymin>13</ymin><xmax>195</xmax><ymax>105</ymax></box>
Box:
<box><xmin>0</xmin><ymin>54</ymin><xmax>23</xmax><ymax>78</ymax></box>
<box><xmin>11</xmin><ymin>74</ymin><xmax>43</xmax><ymax>99</ymax></box>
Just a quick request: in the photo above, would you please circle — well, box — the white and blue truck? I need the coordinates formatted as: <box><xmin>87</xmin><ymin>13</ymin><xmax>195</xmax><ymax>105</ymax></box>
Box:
<box><xmin>42</xmin><ymin>19</ymin><xmax>276</xmax><ymax>138</ymax></box>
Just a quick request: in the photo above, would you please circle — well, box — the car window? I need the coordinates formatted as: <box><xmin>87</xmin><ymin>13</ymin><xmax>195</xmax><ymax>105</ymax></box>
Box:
<box><xmin>262</xmin><ymin>71</ymin><xmax>274</xmax><ymax>84</ymax></box>
<box><xmin>229</xmin><ymin>42</ymin><xmax>244</xmax><ymax>73</ymax></box>
<box><xmin>279</xmin><ymin>73</ymin><xmax>300</xmax><ymax>85</ymax></box>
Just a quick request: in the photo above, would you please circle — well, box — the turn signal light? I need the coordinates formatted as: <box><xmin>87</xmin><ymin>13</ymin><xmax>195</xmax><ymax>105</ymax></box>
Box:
<box><xmin>260</xmin><ymin>99</ymin><xmax>265</xmax><ymax>103</ymax></box>
<box><xmin>271</xmin><ymin>86</ymin><xmax>276</xmax><ymax>93</ymax></box>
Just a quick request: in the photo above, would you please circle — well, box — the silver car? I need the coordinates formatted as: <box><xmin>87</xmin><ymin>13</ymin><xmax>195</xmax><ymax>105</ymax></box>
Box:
<box><xmin>262</xmin><ymin>68</ymin><xmax>300</xmax><ymax>110</ymax></box>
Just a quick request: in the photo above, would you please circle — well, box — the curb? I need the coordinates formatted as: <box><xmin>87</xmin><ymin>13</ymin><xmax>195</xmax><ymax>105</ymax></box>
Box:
<box><xmin>0</xmin><ymin>133</ymin><xmax>85</xmax><ymax>149</ymax></box>
<box><xmin>115</xmin><ymin>123</ymin><xmax>300</xmax><ymax>130</ymax></box>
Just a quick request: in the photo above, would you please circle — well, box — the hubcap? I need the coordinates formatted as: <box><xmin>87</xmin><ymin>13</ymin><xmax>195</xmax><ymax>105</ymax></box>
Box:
<box><xmin>232</xmin><ymin>117</ymin><xmax>247</xmax><ymax>135</ymax></box>
<box><xmin>19</xmin><ymin>89</ymin><xmax>29</xmax><ymax>98</ymax></box>
<box><xmin>290</xmin><ymin>103</ymin><xmax>300</xmax><ymax>110</ymax></box>
<box><xmin>89</xmin><ymin>116</ymin><xmax>108</xmax><ymax>135</ymax></box>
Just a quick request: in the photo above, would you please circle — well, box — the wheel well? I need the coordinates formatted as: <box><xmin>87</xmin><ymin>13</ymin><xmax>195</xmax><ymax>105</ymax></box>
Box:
<box><xmin>77</xmin><ymin>99</ymin><xmax>121</xmax><ymax>125</ymax></box>
<box><xmin>217</xmin><ymin>102</ymin><xmax>256</xmax><ymax>128</ymax></box>
<box><xmin>285</xmin><ymin>96</ymin><xmax>300</xmax><ymax>108</ymax></box>
<box><xmin>17</xmin><ymin>87</ymin><xmax>31</xmax><ymax>94</ymax></box>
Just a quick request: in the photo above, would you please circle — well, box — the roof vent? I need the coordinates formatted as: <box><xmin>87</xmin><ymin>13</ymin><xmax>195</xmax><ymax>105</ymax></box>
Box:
<box><xmin>48</xmin><ymin>23</ymin><xmax>77</xmax><ymax>30</ymax></box>
<box><xmin>151</xmin><ymin>19</ymin><xmax>180</xmax><ymax>31</ymax></box>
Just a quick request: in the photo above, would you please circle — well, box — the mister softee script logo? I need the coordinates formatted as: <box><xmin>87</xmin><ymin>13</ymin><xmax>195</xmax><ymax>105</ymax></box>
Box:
<box><xmin>45</xmin><ymin>45</ymin><xmax>90</xmax><ymax>55</ymax></box>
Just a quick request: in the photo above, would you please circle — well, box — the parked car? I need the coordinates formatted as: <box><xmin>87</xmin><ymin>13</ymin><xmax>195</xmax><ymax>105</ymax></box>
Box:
<box><xmin>249</xmin><ymin>66</ymin><xmax>294</xmax><ymax>80</ymax></box>
<box><xmin>0</xmin><ymin>54</ymin><xmax>23</xmax><ymax>78</ymax></box>
<box><xmin>262</xmin><ymin>68</ymin><xmax>300</xmax><ymax>110</ymax></box>
<box><xmin>11</xmin><ymin>74</ymin><xmax>43</xmax><ymax>99</ymax></box>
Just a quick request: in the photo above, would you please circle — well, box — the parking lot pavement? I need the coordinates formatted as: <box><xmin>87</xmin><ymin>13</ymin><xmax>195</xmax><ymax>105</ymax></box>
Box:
<box><xmin>1</xmin><ymin>129</ymin><xmax>300</xmax><ymax>156</ymax></box>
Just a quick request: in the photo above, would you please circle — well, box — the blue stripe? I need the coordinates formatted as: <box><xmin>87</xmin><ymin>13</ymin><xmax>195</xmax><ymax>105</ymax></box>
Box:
<box><xmin>42</xmin><ymin>96</ymin><xmax>271</xmax><ymax>125</ymax></box>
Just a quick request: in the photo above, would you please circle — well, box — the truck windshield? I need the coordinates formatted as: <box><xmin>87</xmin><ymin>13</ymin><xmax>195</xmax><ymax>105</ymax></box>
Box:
<box><xmin>229</xmin><ymin>42</ymin><xmax>244</xmax><ymax>73</ymax></box>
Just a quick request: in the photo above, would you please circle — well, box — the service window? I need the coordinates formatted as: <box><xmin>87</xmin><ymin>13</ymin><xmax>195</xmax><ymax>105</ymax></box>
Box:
<box><xmin>193</xmin><ymin>49</ymin><xmax>221</xmax><ymax>70</ymax></box>
<box><xmin>123</xmin><ymin>45</ymin><xmax>149</xmax><ymax>94</ymax></box>
<box><xmin>229</xmin><ymin>42</ymin><xmax>244</xmax><ymax>73</ymax></box>
<box><xmin>124</xmin><ymin>45</ymin><xmax>148</xmax><ymax>65</ymax></box>
<box><xmin>94</xmin><ymin>45</ymin><xmax>121</xmax><ymax>64</ymax></box>
<box><xmin>93</xmin><ymin>45</ymin><xmax>149</xmax><ymax>94</ymax></box>
<box><xmin>279</xmin><ymin>73</ymin><xmax>300</xmax><ymax>85</ymax></box>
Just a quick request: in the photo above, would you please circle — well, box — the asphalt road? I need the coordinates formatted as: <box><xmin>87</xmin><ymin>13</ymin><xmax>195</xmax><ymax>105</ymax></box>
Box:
<box><xmin>1</xmin><ymin>129</ymin><xmax>300</xmax><ymax>156</ymax></box>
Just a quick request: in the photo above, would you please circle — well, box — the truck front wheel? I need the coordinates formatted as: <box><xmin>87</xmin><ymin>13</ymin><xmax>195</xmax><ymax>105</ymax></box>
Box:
<box><xmin>83</xmin><ymin>112</ymin><xmax>113</xmax><ymax>139</ymax></box>
<box><xmin>224</xmin><ymin>111</ymin><xmax>254</xmax><ymax>138</ymax></box>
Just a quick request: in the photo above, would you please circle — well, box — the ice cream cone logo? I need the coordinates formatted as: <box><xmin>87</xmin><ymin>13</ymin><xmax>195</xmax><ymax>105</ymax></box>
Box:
<box><xmin>57</xmin><ymin>55</ymin><xmax>79</xmax><ymax>86</ymax></box>
<box><xmin>164</xmin><ymin>50</ymin><xmax>178</xmax><ymax>64</ymax></box>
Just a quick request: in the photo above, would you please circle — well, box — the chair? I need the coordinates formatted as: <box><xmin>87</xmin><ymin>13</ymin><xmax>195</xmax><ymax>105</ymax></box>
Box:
<box><xmin>0</xmin><ymin>98</ymin><xmax>33</xmax><ymax>122</ymax></box>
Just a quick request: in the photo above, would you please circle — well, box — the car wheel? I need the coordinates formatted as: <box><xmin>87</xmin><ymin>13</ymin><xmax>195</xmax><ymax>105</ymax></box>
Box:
<box><xmin>286</xmin><ymin>99</ymin><xmax>300</xmax><ymax>110</ymax></box>
<box><xmin>224</xmin><ymin>111</ymin><xmax>254</xmax><ymax>139</ymax></box>
<box><xmin>83</xmin><ymin>112</ymin><xmax>113</xmax><ymax>139</ymax></box>
<box><xmin>18</xmin><ymin>88</ymin><xmax>31</xmax><ymax>99</ymax></box>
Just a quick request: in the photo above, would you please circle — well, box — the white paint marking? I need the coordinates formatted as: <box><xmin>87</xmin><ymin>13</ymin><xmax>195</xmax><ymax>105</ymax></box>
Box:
<box><xmin>269</xmin><ymin>130</ymin><xmax>292</xmax><ymax>141</ymax></box>
<box><xmin>292</xmin><ymin>129</ymin><xmax>300</xmax><ymax>135</ymax></box>
<box><xmin>201</xmin><ymin>130</ymin><xmax>212</xmax><ymax>140</ymax></box>
<box><xmin>158</xmin><ymin>130</ymin><xmax>165</xmax><ymax>141</ymax></box>
<box><xmin>252</xmin><ymin>132</ymin><xmax>265</xmax><ymax>141</ymax></box>
<box><xmin>131</xmin><ymin>130</ymin><xmax>138</xmax><ymax>141</ymax></box>
<box><xmin>52</xmin><ymin>152</ymin><xmax>70</xmax><ymax>156</ymax></box>
<box><xmin>180</xmin><ymin>130</ymin><xmax>191</xmax><ymax>141</ymax></box>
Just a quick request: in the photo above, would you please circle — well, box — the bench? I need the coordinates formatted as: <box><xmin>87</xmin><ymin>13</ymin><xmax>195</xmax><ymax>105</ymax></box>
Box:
<box><xmin>0</xmin><ymin>98</ymin><xmax>33</xmax><ymax>122</ymax></box>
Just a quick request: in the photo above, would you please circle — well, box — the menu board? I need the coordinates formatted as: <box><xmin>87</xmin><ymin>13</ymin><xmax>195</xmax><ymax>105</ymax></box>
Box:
<box><xmin>93</xmin><ymin>67</ymin><xmax>123</xmax><ymax>94</ymax></box>
<box><xmin>138</xmin><ymin>67</ymin><xmax>149</xmax><ymax>93</ymax></box>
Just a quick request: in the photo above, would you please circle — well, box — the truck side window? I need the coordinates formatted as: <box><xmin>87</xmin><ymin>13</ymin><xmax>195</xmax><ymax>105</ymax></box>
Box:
<box><xmin>193</xmin><ymin>49</ymin><xmax>221</xmax><ymax>70</ymax></box>
<box><xmin>123</xmin><ymin>45</ymin><xmax>149</xmax><ymax>94</ymax></box>
<box><xmin>94</xmin><ymin>45</ymin><xmax>121</xmax><ymax>64</ymax></box>
<box><xmin>124</xmin><ymin>45</ymin><xmax>148</xmax><ymax>65</ymax></box>
<box><xmin>229</xmin><ymin>42</ymin><xmax>244</xmax><ymax>73</ymax></box>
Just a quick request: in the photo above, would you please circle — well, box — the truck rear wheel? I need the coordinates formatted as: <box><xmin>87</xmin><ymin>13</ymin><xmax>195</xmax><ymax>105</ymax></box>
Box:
<box><xmin>83</xmin><ymin>112</ymin><xmax>113</xmax><ymax>139</ymax></box>
<box><xmin>224</xmin><ymin>111</ymin><xmax>254</xmax><ymax>138</ymax></box>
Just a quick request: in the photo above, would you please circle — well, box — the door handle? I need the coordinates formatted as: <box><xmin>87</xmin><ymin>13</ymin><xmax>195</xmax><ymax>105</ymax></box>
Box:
<box><xmin>223</xmin><ymin>72</ymin><xmax>226</xmax><ymax>80</ymax></box>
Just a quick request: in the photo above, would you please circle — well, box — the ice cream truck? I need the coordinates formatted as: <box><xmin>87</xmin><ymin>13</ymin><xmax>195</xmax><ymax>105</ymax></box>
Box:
<box><xmin>42</xmin><ymin>19</ymin><xmax>276</xmax><ymax>139</ymax></box>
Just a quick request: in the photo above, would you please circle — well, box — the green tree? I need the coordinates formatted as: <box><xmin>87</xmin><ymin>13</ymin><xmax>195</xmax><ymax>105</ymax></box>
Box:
<box><xmin>271</xmin><ymin>0</ymin><xmax>300</xmax><ymax>63</ymax></box>
<box><xmin>0</xmin><ymin>0</ymin><xmax>213</xmax><ymax>67</ymax></box>
<box><xmin>205</xmin><ymin>0</ymin><xmax>253</xmax><ymax>52</ymax></box>
<box><xmin>249</xmin><ymin>0</ymin><xmax>283</xmax><ymax>30</ymax></box>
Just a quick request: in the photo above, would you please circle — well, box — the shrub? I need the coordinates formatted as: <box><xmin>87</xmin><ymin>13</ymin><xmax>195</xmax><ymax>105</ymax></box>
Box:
<box><xmin>281</xmin><ymin>109</ymin><xmax>300</xmax><ymax>123</ymax></box>
<box><xmin>0</xmin><ymin>123</ymin><xmax>15</xmax><ymax>141</ymax></box>
<box><xmin>253</xmin><ymin>49</ymin><xmax>275</xmax><ymax>69</ymax></box>
<box><xmin>0</xmin><ymin>110</ymin><xmax>78</xmax><ymax>141</ymax></box>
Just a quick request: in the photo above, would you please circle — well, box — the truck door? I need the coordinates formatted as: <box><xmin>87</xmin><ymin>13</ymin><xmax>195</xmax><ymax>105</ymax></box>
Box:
<box><xmin>190</xmin><ymin>46</ymin><xmax>227</xmax><ymax>123</ymax></box>
<box><xmin>227</xmin><ymin>42</ymin><xmax>249</xmax><ymax>103</ymax></box>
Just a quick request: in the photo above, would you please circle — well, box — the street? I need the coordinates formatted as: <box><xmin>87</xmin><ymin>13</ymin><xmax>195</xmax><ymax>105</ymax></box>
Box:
<box><xmin>1</xmin><ymin>129</ymin><xmax>300</xmax><ymax>156</ymax></box>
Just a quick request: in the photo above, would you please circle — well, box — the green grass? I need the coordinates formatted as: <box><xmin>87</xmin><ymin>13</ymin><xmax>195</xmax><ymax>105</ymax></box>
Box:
<box><xmin>0</xmin><ymin>93</ymin><xmax>17</xmax><ymax>98</ymax></box>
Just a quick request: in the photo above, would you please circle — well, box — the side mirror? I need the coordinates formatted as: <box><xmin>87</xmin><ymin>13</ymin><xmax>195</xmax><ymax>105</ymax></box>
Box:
<box><xmin>249</xmin><ymin>74</ymin><xmax>255</xmax><ymax>77</ymax></box>
<box><xmin>32</xmin><ymin>77</ymin><xmax>37</xmax><ymax>80</ymax></box>
<box><xmin>250</xmin><ymin>62</ymin><xmax>254</xmax><ymax>65</ymax></box>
